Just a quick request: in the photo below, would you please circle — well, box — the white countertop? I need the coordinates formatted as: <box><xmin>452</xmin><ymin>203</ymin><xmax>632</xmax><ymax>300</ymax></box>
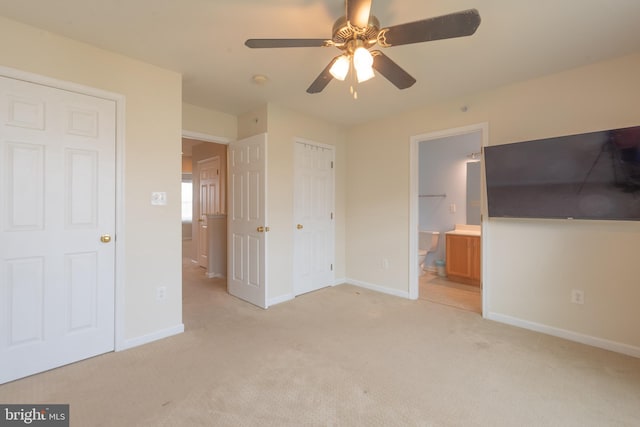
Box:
<box><xmin>445</xmin><ymin>224</ymin><xmax>481</xmax><ymax>236</ymax></box>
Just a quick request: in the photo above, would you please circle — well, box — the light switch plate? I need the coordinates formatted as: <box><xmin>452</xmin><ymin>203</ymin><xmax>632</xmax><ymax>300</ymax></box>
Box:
<box><xmin>151</xmin><ymin>191</ymin><xmax>167</xmax><ymax>206</ymax></box>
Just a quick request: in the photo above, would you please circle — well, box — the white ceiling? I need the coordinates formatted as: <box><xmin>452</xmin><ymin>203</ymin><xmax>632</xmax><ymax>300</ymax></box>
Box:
<box><xmin>1</xmin><ymin>0</ymin><xmax>640</xmax><ymax>126</ymax></box>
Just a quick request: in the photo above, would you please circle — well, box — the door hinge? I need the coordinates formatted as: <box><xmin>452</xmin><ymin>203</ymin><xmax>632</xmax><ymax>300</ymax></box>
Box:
<box><xmin>330</xmin><ymin>161</ymin><xmax>334</xmax><ymax>169</ymax></box>
<box><xmin>330</xmin><ymin>212</ymin><xmax>334</xmax><ymax>220</ymax></box>
<box><xmin>330</xmin><ymin>263</ymin><xmax>333</xmax><ymax>271</ymax></box>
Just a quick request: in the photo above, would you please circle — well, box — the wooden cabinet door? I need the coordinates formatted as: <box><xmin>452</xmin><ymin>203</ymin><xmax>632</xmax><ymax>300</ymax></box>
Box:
<box><xmin>470</xmin><ymin>236</ymin><xmax>481</xmax><ymax>283</ymax></box>
<box><xmin>446</xmin><ymin>234</ymin><xmax>471</xmax><ymax>278</ymax></box>
<box><xmin>446</xmin><ymin>234</ymin><xmax>481</xmax><ymax>286</ymax></box>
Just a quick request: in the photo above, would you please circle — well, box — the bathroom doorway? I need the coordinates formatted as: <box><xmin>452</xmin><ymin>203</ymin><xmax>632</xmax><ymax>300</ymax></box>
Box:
<box><xmin>409</xmin><ymin>123</ymin><xmax>488</xmax><ymax>315</ymax></box>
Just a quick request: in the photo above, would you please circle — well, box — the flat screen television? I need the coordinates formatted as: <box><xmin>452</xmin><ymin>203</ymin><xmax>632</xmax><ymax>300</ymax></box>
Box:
<box><xmin>484</xmin><ymin>125</ymin><xmax>640</xmax><ymax>221</ymax></box>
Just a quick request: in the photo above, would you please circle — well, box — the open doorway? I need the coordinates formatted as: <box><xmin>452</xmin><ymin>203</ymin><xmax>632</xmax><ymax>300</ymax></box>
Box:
<box><xmin>182</xmin><ymin>136</ymin><xmax>227</xmax><ymax>265</ymax></box>
<box><xmin>409</xmin><ymin>123</ymin><xmax>489</xmax><ymax>315</ymax></box>
<box><xmin>181</xmin><ymin>134</ymin><xmax>229</xmax><ymax>321</ymax></box>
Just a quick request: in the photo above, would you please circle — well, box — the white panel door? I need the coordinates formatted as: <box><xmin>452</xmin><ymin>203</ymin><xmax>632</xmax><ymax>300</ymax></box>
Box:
<box><xmin>227</xmin><ymin>134</ymin><xmax>267</xmax><ymax>308</ymax></box>
<box><xmin>0</xmin><ymin>76</ymin><xmax>116</xmax><ymax>384</ymax></box>
<box><xmin>197</xmin><ymin>156</ymin><xmax>220</xmax><ymax>268</ymax></box>
<box><xmin>293</xmin><ymin>141</ymin><xmax>335</xmax><ymax>296</ymax></box>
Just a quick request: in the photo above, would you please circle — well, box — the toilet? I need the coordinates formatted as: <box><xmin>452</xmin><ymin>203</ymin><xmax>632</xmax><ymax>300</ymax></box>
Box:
<box><xmin>418</xmin><ymin>230</ymin><xmax>440</xmax><ymax>275</ymax></box>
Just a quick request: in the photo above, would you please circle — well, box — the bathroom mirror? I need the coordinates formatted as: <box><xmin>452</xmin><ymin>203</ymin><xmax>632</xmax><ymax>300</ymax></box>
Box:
<box><xmin>466</xmin><ymin>161</ymin><xmax>481</xmax><ymax>225</ymax></box>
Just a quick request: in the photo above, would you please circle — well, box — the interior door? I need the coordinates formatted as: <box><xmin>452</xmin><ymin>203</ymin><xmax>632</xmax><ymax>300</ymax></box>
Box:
<box><xmin>0</xmin><ymin>75</ymin><xmax>116</xmax><ymax>384</ymax></box>
<box><xmin>227</xmin><ymin>133</ymin><xmax>267</xmax><ymax>308</ymax></box>
<box><xmin>293</xmin><ymin>141</ymin><xmax>335</xmax><ymax>296</ymax></box>
<box><xmin>197</xmin><ymin>156</ymin><xmax>220</xmax><ymax>268</ymax></box>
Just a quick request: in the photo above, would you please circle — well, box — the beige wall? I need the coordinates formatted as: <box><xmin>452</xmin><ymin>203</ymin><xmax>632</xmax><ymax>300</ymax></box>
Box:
<box><xmin>0</xmin><ymin>16</ymin><xmax>183</xmax><ymax>342</ymax></box>
<box><xmin>182</xmin><ymin>102</ymin><xmax>237</xmax><ymax>140</ymax></box>
<box><xmin>237</xmin><ymin>105</ymin><xmax>268</xmax><ymax>140</ymax></box>
<box><xmin>238</xmin><ymin>104</ymin><xmax>347</xmax><ymax>301</ymax></box>
<box><xmin>346</xmin><ymin>53</ymin><xmax>640</xmax><ymax>352</ymax></box>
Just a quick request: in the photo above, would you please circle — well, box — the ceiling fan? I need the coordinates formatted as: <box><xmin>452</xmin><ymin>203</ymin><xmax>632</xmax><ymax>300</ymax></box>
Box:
<box><xmin>245</xmin><ymin>0</ymin><xmax>481</xmax><ymax>97</ymax></box>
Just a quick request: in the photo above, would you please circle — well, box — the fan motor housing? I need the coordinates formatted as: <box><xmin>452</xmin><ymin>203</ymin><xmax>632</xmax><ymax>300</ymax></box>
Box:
<box><xmin>332</xmin><ymin>15</ymin><xmax>380</xmax><ymax>48</ymax></box>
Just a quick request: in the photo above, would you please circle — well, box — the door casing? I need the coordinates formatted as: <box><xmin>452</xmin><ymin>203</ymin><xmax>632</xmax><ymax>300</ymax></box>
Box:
<box><xmin>409</xmin><ymin>123</ymin><xmax>489</xmax><ymax>315</ymax></box>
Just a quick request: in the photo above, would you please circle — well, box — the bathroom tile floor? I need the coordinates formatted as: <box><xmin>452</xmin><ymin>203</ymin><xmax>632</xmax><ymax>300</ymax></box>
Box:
<box><xmin>419</xmin><ymin>271</ymin><xmax>482</xmax><ymax>314</ymax></box>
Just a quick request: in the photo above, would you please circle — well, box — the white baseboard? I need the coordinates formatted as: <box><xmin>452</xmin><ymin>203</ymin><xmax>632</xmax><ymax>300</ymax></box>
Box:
<box><xmin>486</xmin><ymin>312</ymin><xmax>640</xmax><ymax>359</ymax></box>
<box><xmin>345</xmin><ymin>278</ymin><xmax>410</xmax><ymax>299</ymax></box>
<box><xmin>116</xmin><ymin>323</ymin><xmax>185</xmax><ymax>352</ymax></box>
<box><xmin>206</xmin><ymin>272</ymin><xmax>225</xmax><ymax>279</ymax></box>
<box><xmin>268</xmin><ymin>293</ymin><xmax>294</xmax><ymax>307</ymax></box>
<box><xmin>333</xmin><ymin>277</ymin><xmax>347</xmax><ymax>286</ymax></box>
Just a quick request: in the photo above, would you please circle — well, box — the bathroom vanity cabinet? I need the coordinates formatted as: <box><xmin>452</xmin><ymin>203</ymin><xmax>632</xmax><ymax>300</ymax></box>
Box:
<box><xmin>445</xmin><ymin>233</ymin><xmax>481</xmax><ymax>286</ymax></box>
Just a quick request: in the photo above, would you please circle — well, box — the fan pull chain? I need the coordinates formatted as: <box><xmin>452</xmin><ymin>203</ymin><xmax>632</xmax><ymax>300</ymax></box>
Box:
<box><xmin>350</xmin><ymin>61</ymin><xmax>358</xmax><ymax>99</ymax></box>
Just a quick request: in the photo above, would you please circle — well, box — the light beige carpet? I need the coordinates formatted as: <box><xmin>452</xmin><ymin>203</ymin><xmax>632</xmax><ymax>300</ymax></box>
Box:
<box><xmin>1</xmin><ymin>260</ymin><xmax>639</xmax><ymax>426</ymax></box>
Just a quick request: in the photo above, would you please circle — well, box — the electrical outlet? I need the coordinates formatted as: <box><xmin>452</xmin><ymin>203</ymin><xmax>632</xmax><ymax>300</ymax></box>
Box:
<box><xmin>449</xmin><ymin>203</ymin><xmax>457</xmax><ymax>213</ymax></box>
<box><xmin>156</xmin><ymin>286</ymin><xmax>167</xmax><ymax>301</ymax></box>
<box><xmin>570</xmin><ymin>289</ymin><xmax>584</xmax><ymax>305</ymax></box>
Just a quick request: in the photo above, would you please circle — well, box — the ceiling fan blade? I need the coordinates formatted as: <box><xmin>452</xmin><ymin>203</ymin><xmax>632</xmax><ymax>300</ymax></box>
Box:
<box><xmin>245</xmin><ymin>39</ymin><xmax>329</xmax><ymax>48</ymax></box>
<box><xmin>346</xmin><ymin>0</ymin><xmax>373</xmax><ymax>28</ymax></box>
<box><xmin>378</xmin><ymin>9</ymin><xmax>481</xmax><ymax>47</ymax></box>
<box><xmin>307</xmin><ymin>57</ymin><xmax>341</xmax><ymax>94</ymax></box>
<box><xmin>371</xmin><ymin>51</ymin><xmax>416</xmax><ymax>89</ymax></box>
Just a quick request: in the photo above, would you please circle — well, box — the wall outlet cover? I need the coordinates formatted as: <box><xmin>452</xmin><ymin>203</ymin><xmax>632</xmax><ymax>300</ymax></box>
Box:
<box><xmin>151</xmin><ymin>192</ymin><xmax>167</xmax><ymax>206</ymax></box>
<box><xmin>570</xmin><ymin>289</ymin><xmax>585</xmax><ymax>304</ymax></box>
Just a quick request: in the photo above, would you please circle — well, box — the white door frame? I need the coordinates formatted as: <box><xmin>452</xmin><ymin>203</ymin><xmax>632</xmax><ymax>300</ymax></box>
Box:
<box><xmin>409</xmin><ymin>122</ymin><xmax>489</xmax><ymax>315</ymax></box>
<box><xmin>182</xmin><ymin>130</ymin><xmax>231</xmax><ymax>146</ymax></box>
<box><xmin>0</xmin><ymin>66</ymin><xmax>129</xmax><ymax>350</ymax></box>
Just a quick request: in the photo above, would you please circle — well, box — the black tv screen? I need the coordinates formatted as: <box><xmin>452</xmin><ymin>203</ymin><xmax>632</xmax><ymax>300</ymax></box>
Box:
<box><xmin>484</xmin><ymin>125</ymin><xmax>640</xmax><ymax>220</ymax></box>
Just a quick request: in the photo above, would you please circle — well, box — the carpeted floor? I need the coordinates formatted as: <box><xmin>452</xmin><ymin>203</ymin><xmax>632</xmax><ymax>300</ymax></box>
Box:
<box><xmin>1</xmin><ymin>258</ymin><xmax>639</xmax><ymax>426</ymax></box>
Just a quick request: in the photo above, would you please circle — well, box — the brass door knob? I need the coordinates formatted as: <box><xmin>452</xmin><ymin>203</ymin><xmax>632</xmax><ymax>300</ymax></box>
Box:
<box><xmin>296</xmin><ymin>224</ymin><xmax>303</xmax><ymax>230</ymax></box>
<box><xmin>100</xmin><ymin>234</ymin><xmax>112</xmax><ymax>243</ymax></box>
<box><xmin>257</xmin><ymin>226</ymin><xmax>265</xmax><ymax>232</ymax></box>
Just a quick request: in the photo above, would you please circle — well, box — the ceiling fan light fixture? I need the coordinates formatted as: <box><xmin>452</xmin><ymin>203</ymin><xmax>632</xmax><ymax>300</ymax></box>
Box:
<box><xmin>245</xmin><ymin>5</ymin><xmax>481</xmax><ymax>95</ymax></box>
<box><xmin>329</xmin><ymin>55</ymin><xmax>350</xmax><ymax>81</ymax></box>
<box><xmin>353</xmin><ymin>47</ymin><xmax>374</xmax><ymax>83</ymax></box>
<box><xmin>355</xmin><ymin>64</ymin><xmax>375</xmax><ymax>83</ymax></box>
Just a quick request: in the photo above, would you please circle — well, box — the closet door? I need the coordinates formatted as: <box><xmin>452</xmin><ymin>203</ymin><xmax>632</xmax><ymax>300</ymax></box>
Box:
<box><xmin>293</xmin><ymin>140</ymin><xmax>335</xmax><ymax>296</ymax></box>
